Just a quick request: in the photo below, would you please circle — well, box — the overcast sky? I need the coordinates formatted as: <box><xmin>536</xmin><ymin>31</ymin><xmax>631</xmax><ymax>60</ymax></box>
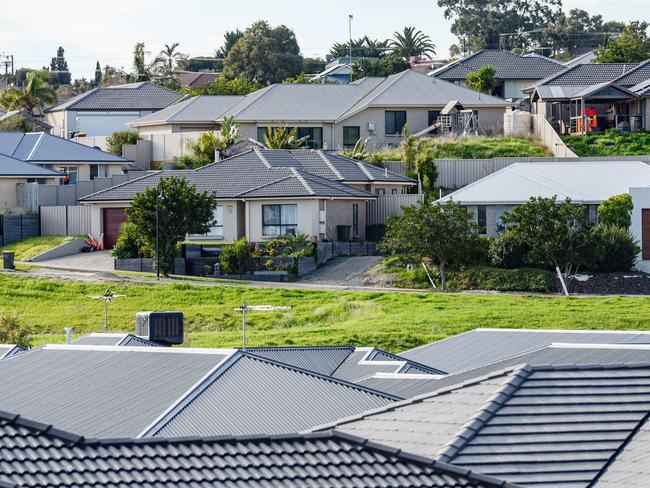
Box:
<box><xmin>0</xmin><ymin>0</ymin><xmax>647</xmax><ymax>79</ymax></box>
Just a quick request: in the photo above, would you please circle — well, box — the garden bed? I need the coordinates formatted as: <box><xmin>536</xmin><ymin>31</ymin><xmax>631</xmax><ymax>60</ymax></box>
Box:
<box><xmin>565</xmin><ymin>272</ymin><xmax>650</xmax><ymax>295</ymax></box>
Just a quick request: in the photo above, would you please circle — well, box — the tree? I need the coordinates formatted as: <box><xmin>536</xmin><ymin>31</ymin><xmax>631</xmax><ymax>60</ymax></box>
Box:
<box><xmin>0</xmin><ymin>311</ymin><xmax>32</xmax><ymax>347</ymax></box>
<box><xmin>303</xmin><ymin>57</ymin><xmax>326</xmax><ymax>74</ymax></box>
<box><xmin>390</xmin><ymin>27</ymin><xmax>436</xmax><ymax>60</ymax></box>
<box><xmin>93</xmin><ymin>61</ymin><xmax>102</xmax><ymax>87</ymax></box>
<box><xmin>106</xmin><ymin>130</ymin><xmax>141</xmax><ymax>156</ymax></box>
<box><xmin>184</xmin><ymin>117</ymin><xmax>240</xmax><ymax>167</ymax></box>
<box><xmin>329</xmin><ymin>37</ymin><xmax>389</xmax><ymax>59</ymax></box>
<box><xmin>48</xmin><ymin>46</ymin><xmax>71</xmax><ymax>86</ymax></box>
<box><xmin>400</xmin><ymin>126</ymin><xmax>437</xmax><ymax>193</ymax></box>
<box><xmin>223</xmin><ymin>21</ymin><xmax>303</xmax><ymax>85</ymax></box>
<box><xmin>159</xmin><ymin>43</ymin><xmax>186</xmax><ymax>77</ymax></box>
<box><xmin>188</xmin><ymin>75</ymin><xmax>259</xmax><ymax>96</ymax></box>
<box><xmin>216</xmin><ymin>30</ymin><xmax>244</xmax><ymax>58</ymax></box>
<box><xmin>263</xmin><ymin>126</ymin><xmax>309</xmax><ymax>149</ymax></box>
<box><xmin>127</xmin><ymin>176</ymin><xmax>218</xmax><ymax>276</ymax></box>
<box><xmin>282</xmin><ymin>73</ymin><xmax>312</xmax><ymax>84</ymax></box>
<box><xmin>350</xmin><ymin>55</ymin><xmax>409</xmax><ymax>81</ymax></box>
<box><xmin>598</xmin><ymin>193</ymin><xmax>634</xmax><ymax>229</ymax></box>
<box><xmin>594</xmin><ymin>21</ymin><xmax>650</xmax><ymax>63</ymax></box>
<box><xmin>133</xmin><ymin>42</ymin><xmax>148</xmax><ymax>81</ymax></box>
<box><xmin>0</xmin><ymin>71</ymin><xmax>56</xmax><ymax>114</ymax></box>
<box><xmin>500</xmin><ymin>196</ymin><xmax>591</xmax><ymax>276</ymax></box>
<box><xmin>437</xmin><ymin>0</ymin><xmax>561</xmax><ymax>52</ymax></box>
<box><xmin>465</xmin><ymin>65</ymin><xmax>497</xmax><ymax>95</ymax></box>
<box><xmin>342</xmin><ymin>138</ymin><xmax>371</xmax><ymax>161</ymax></box>
<box><xmin>381</xmin><ymin>201</ymin><xmax>478</xmax><ymax>290</ymax></box>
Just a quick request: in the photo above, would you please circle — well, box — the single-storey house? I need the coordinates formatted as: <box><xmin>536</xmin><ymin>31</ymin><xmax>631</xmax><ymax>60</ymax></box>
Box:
<box><xmin>0</xmin><ymin>152</ymin><xmax>62</xmax><ymax>210</ymax></box>
<box><xmin>525</xmin><ymin>60</ymin><xmax>650</xmax><ymax>134</ymax></box>
<box><xmin>80</xmin><ymin>148</ymin><xmax>415</xmax><ymax>247</ymax></box>
<box><xmin>44</xmin><ymin>82</ymin><xmax>185</xmax><ymax>138</ymax></box>
<box><xmin>431</xmin><ymin>49</ymin><xmax>566</xmax><ymax>99</ymax></box>
<box><xmin>438</xmin><ymin>161</ymin><xmax>650</xmax><ymax>236</ymax></box>
<box><xmin>128</xmin><ymin>70</ymin><xmax>511</xmax><ymax>149</ymax></box>
<box><xmin>0</xmin><ymin>132</ymin><xmax>130</xmax><ymax>184</ymax></box>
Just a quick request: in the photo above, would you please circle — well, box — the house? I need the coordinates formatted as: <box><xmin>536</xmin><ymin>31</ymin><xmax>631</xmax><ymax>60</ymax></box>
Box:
<box><xmin>312</xmin><ymin>62</ymin><xmax>353</xmax><ymax>84</ymax></box>
<box><xmin>79</xmin><ymin>148</ymin><xmax>415</xmax><ymax>248</ymax></box>
<box><xmin>0</xmin><ymin>132</ymin><xmax>130</xmax><ymax>184</ymax></box>
<box><xmin>43</xmin><ymin>82</ymin><xmax>185</xmax><ymax>138</ymax></box>
<box><xmin>431</xmin><ymin>49</ymin><xmax>566</xmax><ymax>99</ymax></box>
<box><xmin>0</xmin><ymin>151</ymin><xmax>62</xmax><ymax>210</ymax></box>
<box><xmin>0</xmin><ymin>416</ymin><xmax>517</xmax><ymax>488</ymax></box>
<box><xmin>525</xmin><ymin>60</ymin><xmax>650</xmax><ymax>134</ymax></box>
<box><xmin>175</xmin><ymin>71</ymin><xmax>219</xmax><ymax>89</ymax></box>
<box><xmin>129</xmin><ymin>70</ymin><xmax>512</xmax><ymax>149</ymax></box>
<box><xmin>438</xmin><ymin>161</ymin><xmax>650</xmax><ymax>236</ymax></box>
<box><xmin>0</xmin><ymin>109</ymin><xmax>53</xmax><ymax>133</ymax></box>
<box><xmin>0</xmin><ymin>344</ymin><xmax>26</xmax><ymax>359</ymax></box>
<box><xmin>564</xmin><ymin>50</ymin><xmax>597</xmax><ymax>68</ymax></box>
<box><xmin>128</xmin><ymin>95</ymin><xmax>244</xmax><ymax>135</ymax></box>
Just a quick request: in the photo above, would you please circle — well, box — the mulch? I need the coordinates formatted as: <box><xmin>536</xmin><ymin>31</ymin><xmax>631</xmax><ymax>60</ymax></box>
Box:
<box><xmin>563</xmin><ymin>272</ymin><xmax>650</xmax><ymax>295</ymax></box>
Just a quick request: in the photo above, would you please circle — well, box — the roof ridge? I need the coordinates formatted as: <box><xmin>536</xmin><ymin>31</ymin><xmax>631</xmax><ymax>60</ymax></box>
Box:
<box><xmin>79</xmin><ymin>170</ymin><xmax>163</xmax><ymax>201</ymax></box>
<box><xmin>432</xmin><ymin>50</ymin><xmax>485</xmax><ymax>76</ymax></box>
<box><xmin>234</xmin><ymin>174</ymin><xmax>298</xmax><ymax>197</ymax></box>
<box><xmin>255</xmin><ymin>147</ymin><xmax>272</xmax><ymax>168</ymax></box>
<box><xmin>0</xmin><ymin>410</ymin><xmax>85</xmax><ymax>445</ymax></box>
<box><xmin>316</xmin><ymin>150</ymin><xmax>344</xmax><ymax>180</ymax></box>
<box><xmin>291</xmin><ymin>167</ymin><xmax>314</xmax><ymax>195</ymax></box>
<box><xmin>297</xmin><ymin>170</ymin><xmax>375</xmax><ymax>197</ymax></box>
<box><xmin>436</xmin><ymin>363</ymin><xmax>534</xmax><ymax>463</ymax></box>
<box><xmin>370</xmin><ymin>348</ymin><xmax>447</xmax><ymax>375</ymax></box>
<box><xmin>355</xmin><ymin>161</ymin><xmax>374</xmax><ymax>180</ymax></box>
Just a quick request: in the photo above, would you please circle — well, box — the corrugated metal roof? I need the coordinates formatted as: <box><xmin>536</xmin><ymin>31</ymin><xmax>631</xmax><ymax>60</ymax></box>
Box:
<box><xmin>0</xmin><ymin>344</ymin><xmax>26</xmax><ymax>359</ymax></box>
<box><xmin>147</xmin><ymin>352</ymin><xmax>399</xmax><ymax>438</ymax></box>
<box><xmin>71</xmin><ymin>333</ymin><xmax>161</xmax><ymax>347</ymax></box>
<box><xmin>246</xmin><ymin>346</ymin><xmax>355</xmax><ymax>375</ymax></box>
<box><xmin>401</xmin><ymin>328</ymin><xmax>650</xmax><ymax>373</ymax></box>
<box><xmin>45</xmin><ymin>82</ymin><xmax>184</xmax><ymax>112</ymax></box>
<box><xmin>129</xmin><ymin>95</ymin><xmax>244</xmax><ymax>126</ymax></box>
<box><xmin>0</xmin><ymin>416</ymin><xmax>518</xmax><ymax>488</ymax></box>
<box><xmin>437</xmin><ymin>162</ymin><xmax>650</xmax><ymax>205</ymax></box>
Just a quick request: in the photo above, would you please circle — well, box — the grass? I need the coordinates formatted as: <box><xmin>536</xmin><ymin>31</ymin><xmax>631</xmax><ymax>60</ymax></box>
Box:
<box><xmin>2</xmin><ymin>273</ymin><xmax>650</xmax><ymax>353</ymax></box>
<box><xmin>371</xmin><ymin>136</ymin><xmax>550</xmax><ymax>163</ymax></box>
<box><xmin>563</xmin><ymin>131</ymin><xmax>650</xmax><ymax>156</ymax></box>
<box><xmin>0</xmin><ymin>236</ymin><xmax>72</xmax><ymax>261</ymax></box>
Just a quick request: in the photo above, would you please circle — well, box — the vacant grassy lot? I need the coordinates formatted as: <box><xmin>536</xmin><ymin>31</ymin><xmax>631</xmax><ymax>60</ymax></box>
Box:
<box><xmin>0</xmin><ymin>236</ymin><xmax>71</xmax><ymax>261</ymax></box>
<box><xmin>1</xmin><ymin>273</ymin><xmax>650</xmax><ymax>352</ymax></box>
<box><xmin>563</xmin><ymin>131</ymin><xmax>650</xmax><ymax>156</ymax></box>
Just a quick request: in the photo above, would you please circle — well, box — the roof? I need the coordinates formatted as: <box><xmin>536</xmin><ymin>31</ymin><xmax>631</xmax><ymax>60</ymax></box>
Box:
<box><xmin>71</xmin><ymin>333</ymin><xmax>161</xmax><ymax>347</ymax></box>
<box><xmin>0</xmin><ymin>151</ymin><xmax>63</xmax><ymax>178</ymax></box>
<box><xmin>176</xmin><ymin>71</ymin><xmax>219</xmax><ymax>88</ymax></box>
<box><xmin>0</xmin><ymin>416</ymin><xmax>517</xmax><ymax>488</ymax></box>
<box><xmin>144</xmin><ymin>351</ymin><xmax>398</xmax><ymax>438</ymax></box>
<box><xmin>0</xmin><ymin>345</ymin><xmax>26</xmax><ymax>359</ymax></box>
<box><xmin>432</xmin><ymin>49</ymin><xmax>565</xmax><ymax>80</ymax></box>
<box><xmin>401</xmin><ymin>328</ymin><xmax>650</xmax><ymax>372</ymax></box>
<box><xmin>0</xmin><ymin>109</ymin><xmax>53</xmax><ymax>131</ymax></box>
<box><xmin>437</xmin><ymin>161</ymin><xmax>650</xmax><ymax>205</ymax></box>
<box><xmin>129</xmin><ymin>95</ymin><xmax>244</xmax><ymax>127</ymax></box>
<box><xmin>80</xmin><ymin>148</ymin><xmax>413</xmax><ymax>202</ymax></box>
<box><xmin>0</xmin><ymin>132</ymin><xmax>130</xmax><ymax>164</ymax></box>
<box><xmin>564</xmin><ymin>51</ymin><xmax>596</xmax><ymax>68</ymax></box>
<box><xmin>329</xmin><ymin>362</ymin><xmax>650</xmax><ymax>488</ymax></box>
<box><xmin>45</xmin><ymin>82</ymin><xmax>184</xmax><ymax>112</ymax></box>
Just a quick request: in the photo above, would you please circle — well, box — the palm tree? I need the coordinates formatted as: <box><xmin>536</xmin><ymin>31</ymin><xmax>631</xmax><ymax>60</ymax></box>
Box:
<box><xmin>0</xmin><ymin>71</ymin><xmax>56</xmax><ymax>115</ymax></box>
<box><xmin>390</xmin><ymin>27</ymin><xmax>436</xmax><ymax>60</ymax></box>
<box><xmin>263</xmin><ymin>127</ymin><xmax>309</xmax><ymax>149</ymax></box>
<box><xmin>160</xmin><ymin>43</ymin><xmax>184</xmax><ymax>75</ymax></box>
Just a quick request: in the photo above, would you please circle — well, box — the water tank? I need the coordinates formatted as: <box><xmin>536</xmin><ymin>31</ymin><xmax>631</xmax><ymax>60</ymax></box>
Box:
<box><xmin>504</xmin><ymin>110</ymin><xmax>532</xmax><ymax>138</ymax></box>
<box><xmin>136</xmin><ymin>312</ymin><xmax>184</xmax><ymax>346</ymax></box>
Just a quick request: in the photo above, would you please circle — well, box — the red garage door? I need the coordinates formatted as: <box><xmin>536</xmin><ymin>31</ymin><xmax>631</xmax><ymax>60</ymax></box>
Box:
<box><xmin>103</xmin><ymin>208</ymin><xmax>127</xmax><ymax>249</ymax></box>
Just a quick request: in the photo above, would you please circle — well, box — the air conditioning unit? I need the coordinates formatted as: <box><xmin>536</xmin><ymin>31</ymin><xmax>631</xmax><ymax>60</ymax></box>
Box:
<box><xmin>136</xmin><ymin>312</ymin><xmax>184</xmax><ymax>346</ymax></box>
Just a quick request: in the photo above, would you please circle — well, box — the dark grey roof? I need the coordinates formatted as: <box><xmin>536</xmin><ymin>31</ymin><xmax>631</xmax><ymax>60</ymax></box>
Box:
<box><xmin>433</xmin><ymin>49</ymin><xmax>565</xmax><ymax>80</ymax></box>
<box><xmin>45</xmin><ymin>82</ymin><xmax>184</xmax><ymax>112</ymax></box>
<box><xmin>0</xmin><ymin>414</ymin><xmax>517</xmax><ymax>488</ymax></box>
<box><xmin>246</xmin><ymin>346</ymin><xmax>355</xmax><ymax>375</ymax></box>
<box><xmin>0</xmin><ymin>132</ymin><xmax>129</xmax><ymax>164</ymax></box>
<box><xmin>71</xmin><ymin>333</ymin><xmax>161</xmax><ymax>347</ymax></box>
<box><xmin>0</xmin><ymin>345</ymin><xmax>26</xmax><ymax>359</ymax></box>
<box><xmin>0</xmin><ymin>151</ymin><xmax>62</xmax><ymax>177</ymax></box>
<box><xmin>80</xmin><ymin>148</ymin><xmax>412</xmax><ymax>202</ymax></box>
<box><xmin>129</xmin><ymin>95</ymin><xmax>245</xmax><ymax>127</ymax></box>
<box><xmin>401</xmin><ymin>328</ymin><xmax>650</xmax><ymax>373</ymax></box>
<box><xmin>144</xmin><ymin>351</ymin><xmax>399</xmax><ymax>438</ymax></box>
<box><xmin>541</xmin><ymin>63</ymin><xmax>641</xmax><ymax>86</ymax></box>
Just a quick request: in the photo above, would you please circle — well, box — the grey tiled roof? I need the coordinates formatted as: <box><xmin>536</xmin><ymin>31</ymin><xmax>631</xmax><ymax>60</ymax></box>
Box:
<box><xmin>80</xmin><ymin>148</ymin><xmax>412</xmax><ymax>202</ymax></box>
<box><xmin>0</xmin><ymin>132</ymin><xmax>129</xmax><ymax>164</ymax></box>
<box><xmin>542</xmin><ymin>63</ymin><xmax>641</xmax><ymax>85</ymax></box>
<box><xmin>400</xmin><ymin>328</ymin><xmax>650</xmax><ymax>373</ymax></box>
<box><xmin>0</xmin><ymin>414</ymin><xmax>518</xmax><ymax>488</ymax></box>
<box><xmin>433</xmin><ymin>50</ymin><xmax>565</xmax><ymax>80</ymax></box>
<box><xmin>0</xmin><ymin>345</ymin><xmax>26</xmax><ymax>359</ymax></box>
<box><xmin>0</xmin><ymin>152</ymin><xmax>62</xmax><ymax>177</ymax></box>
<box><xmin>129</xmin><ymin>95</ymin><xmax>244</xmax><ymax>127</ymax></box>
<box><xmin>145</xmin><ymin>351</ymin><xmax>399</xmax><ymax>438</ymax></box>
<box><xmin>45</xmin><ymin>82</ymin><xmax>184</xmax><ymax>112</ymax></box>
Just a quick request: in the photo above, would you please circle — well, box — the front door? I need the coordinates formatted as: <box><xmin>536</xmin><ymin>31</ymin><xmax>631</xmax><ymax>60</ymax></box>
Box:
<box><xmin>102</xmin><ymin>208</ymin><xmax>127</xmax><ymax>249</ymax></box>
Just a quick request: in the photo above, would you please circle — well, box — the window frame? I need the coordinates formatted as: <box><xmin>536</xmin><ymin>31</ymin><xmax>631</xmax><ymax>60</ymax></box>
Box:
<box><xmin>477</xmin><ymin>205</ymin><xmax>487</xmax><ymax>235</ymax></box>
<box><xmin>343</xmin><ymin>126</ymin><xmax>361</xmax><ymax>148</ymax></box>
<box><xmin>352</xmin><ymin>203</ymin><xmax>359</xmax><ymax>237</ymax></box>
<box><xmin>385</xmin><ymin>110</ymin><xmax>407</xmax><ymax>135</ymax></box>
<box><xmin>262</xmin><ymin>204</ymin><xmax>298</xmax><ymax>237</ymax></box>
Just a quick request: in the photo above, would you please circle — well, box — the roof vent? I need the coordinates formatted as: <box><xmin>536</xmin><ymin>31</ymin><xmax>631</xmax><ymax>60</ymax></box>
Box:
<box><xmin>136</xmin><ymin>312</ymin><xmax>184</xmax><ymax>346</ymax></box>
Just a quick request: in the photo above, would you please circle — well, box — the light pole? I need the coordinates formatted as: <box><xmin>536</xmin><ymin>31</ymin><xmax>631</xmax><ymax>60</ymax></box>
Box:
<box><xmin>348</xmin><ymin>14</ymin><xmax>353</xmax><ymax>64</ymax></box>
<box><xmin>156</xmin><ymin>191</ymin><xmax>164</xmax><ymax>280</ymax></box>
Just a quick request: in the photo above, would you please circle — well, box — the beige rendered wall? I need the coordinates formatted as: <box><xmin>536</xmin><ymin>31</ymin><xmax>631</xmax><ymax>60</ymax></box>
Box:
<box><xmin>186</xmin><ymin>200</ymin><xmax>241</xmax><ymax>242</ymax></box>
<box><xmin>44</xmin><ymin>111</ymin><xmax>66</xmax><ymax>138</ymax></box>
<box><xmin>324</xmin><ymin>199</ymin><xmax>367</xmax><ymax>240</ymax></box>
<box><xmin>245</xmin><ymin>199</ymin><xmax>320</xmax><ymax>242</ymax></box>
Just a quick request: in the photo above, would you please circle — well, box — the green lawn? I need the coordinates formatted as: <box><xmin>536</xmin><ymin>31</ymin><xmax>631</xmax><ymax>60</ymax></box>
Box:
<box><xmin>563</xmin><ymin>131</ymin><xmax>650</xmax><ymax>156</ymax></box>
<box><xmin>1</xmin><ymin>273</ymin><xmax>650</xmax><ymax>352</ymax></box>
<box><xmin>0</xmin><ymin>236</ymin><xmax>71</xmax><ymax>261</ymax></box>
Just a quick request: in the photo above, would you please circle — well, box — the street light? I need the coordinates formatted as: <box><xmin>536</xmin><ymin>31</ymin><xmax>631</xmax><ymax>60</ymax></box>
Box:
<box><xmin>156</xmin><ymin>191</ymin><xmax>164</xmax><ymax>280</ymax></box>
<box><xmin>234</xmin><ymin>304</ymin><xmax>293</xmax><ymax>350</ymax></box>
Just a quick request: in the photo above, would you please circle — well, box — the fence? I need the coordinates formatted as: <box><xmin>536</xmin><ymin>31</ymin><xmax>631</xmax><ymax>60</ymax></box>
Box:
<box><xmin>315</xmin><ymin>241</ymin><xmax>379</xmax><ymax>265</ymax></box>
<box><xmin>0</xmin><ymin>214</ymin><xmax>39</xmax><ymax>246</ymax></box>
<box><xmin>532</xmin><ymin>113</ymin><xmax>578</xmax><ymax>158</ymax></box>
<box><xmin>74</xmin><ymin>131</ymin><xmax>209</xmax><ymax>163</ymax></box>
<box><xmin>366</xmin><ymin>194</ymin><xmax>424</xmax><ymax>226</ymax></box>
<box><xmin>40</xmin><ymin>206</ymin><xmax>92</xmax><ymax>236</ymax></box>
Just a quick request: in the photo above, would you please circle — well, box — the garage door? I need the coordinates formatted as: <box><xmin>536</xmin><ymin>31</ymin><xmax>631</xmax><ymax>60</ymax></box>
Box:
<box><xmin>103</xmin><ymin>208</ymin><xmax>127</xmax><ymax>249</ymax></box>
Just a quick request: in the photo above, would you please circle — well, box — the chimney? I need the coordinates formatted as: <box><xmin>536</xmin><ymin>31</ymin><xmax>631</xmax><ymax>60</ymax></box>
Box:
<box><xmin>65</xmin><ymin>327</ymin><xmax>73</xmax><ymax>345</ymax></box>
<box><xmin>135</xmin><ymin>312</ymin><xmax>184</xmax><ymax>346</ymax></box>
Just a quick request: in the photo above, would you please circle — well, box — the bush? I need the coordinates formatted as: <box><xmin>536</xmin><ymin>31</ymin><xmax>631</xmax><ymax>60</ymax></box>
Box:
<box><xmin>220</xmin><ymin>237</ymin><xmax>252</xmax><ymax>275</ymax></box>
<box><xmin>448</xmin><ymin>266</ymin><xmax>555</xmax><ymax>293</ymax></box>
<box><xmin>111</xmin><ymin>222</ymin><xmax>148</xmax><ymax>259</ymax></box>
<box><xmin>489</xmin><ymin>230</ymin><xmax>529</xmax><ymax>268</ymax></box>
<box><xmin>468</xmin><ymin>236</ymin><xmax>492</xmax><ymax>264</ymax></box>
<box><xmin>591</xmin><ymin>224</ymin><xmax>639</xmax><ymax>272</ymax></box>
<box><xmin>598</xmin><ymin>193</ymin><xmax>633</xmax><ymax>229</ymax></box>
<box><xmin>106</xmin><ymin>130</ymin><xmax>141</xmax><ymax>156</ymax></box>
<box><xmin>0</xmin><ymin>311</ymin><xmax>32</xmax><ymax>347</ymax></box>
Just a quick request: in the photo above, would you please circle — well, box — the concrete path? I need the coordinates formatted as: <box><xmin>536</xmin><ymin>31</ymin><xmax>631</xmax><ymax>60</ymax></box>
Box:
<box><xmin>298</xmin><ymin>256</ymin><xmax>383</xmax><ymax>286</ymax></box>
<box><xmin>30</xmin><ymin>251</ymin><xmax>115</xmax><ymax>272</ymax></box>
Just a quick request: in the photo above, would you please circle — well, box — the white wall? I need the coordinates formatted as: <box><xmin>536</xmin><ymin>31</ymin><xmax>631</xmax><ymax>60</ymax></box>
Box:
<box><xmin>64</xmin><ymin>111</ymin><xmax>155</xmax><ymax>137</ymax></box>
<box><xmin>630</xmin><ymin>187</ymin><xmax>650</xmax><ymax>272</ymax></box>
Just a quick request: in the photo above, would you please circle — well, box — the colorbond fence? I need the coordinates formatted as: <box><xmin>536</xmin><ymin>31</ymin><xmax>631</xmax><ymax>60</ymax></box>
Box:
<box><xmin>40</xmin><ymin>206</ymin><xmax>92</xmax><ymax>236</ymax></box>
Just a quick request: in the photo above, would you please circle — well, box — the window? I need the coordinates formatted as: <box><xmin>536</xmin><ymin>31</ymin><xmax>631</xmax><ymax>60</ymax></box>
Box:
<box><xmin>375</xmin><ymin>188</ymin><xmax>386</xmax><ymax>195</ymax></box>
<box><xmin>352</xmin><ymin>204</ymin><xmax>359</xmax><ymax>237</ymax></box>
<box><xmin>257</xmin><ymin>127</ymin><xmax>322</xmax><ymax>149</ymax></box>
<box><xmin>89</xmin><ymin>165</ymin><xmax>109</xmax><ymax>180</ymax></box>
<box><xmin>207</xmin><ymin>205</ymin><xmax>224</xmax><ymax>237</ymax></box>
<box><xmin>428</xmin><ymin>110</ymin><xmax>441</xmax><ymax>134</ymax></box>
<box><xmin>58</xmin><ymin>166</ymin><xmax>78</xmax><ymax>185</ymax></box>
<box><xmin>391</xmin><ymin>188</ymin><xmax>398</xmax><ymax>195</ymax></box>
<box><xmin>262</xmin><ymin>204</ymin><xmax>297</xmax><ymax>236</ymax></box>
<box><xmin>385</xmin><ymin>111</ymin><xmax>407</xmax><ymax>135</ymax></box>
<box><xmin>257</xmin><ymin>127</ymin><xmax>268</xmax><ymax>143</ymax></box>
<box><xmin>477</xmin><ymin>205</ymin><xmax>487</xmax><ymax>235</ymax></box>
<box><xmin>343</xmin><ymin>126</ymin><xmax>360</xmax><ymax>148</ymax></box>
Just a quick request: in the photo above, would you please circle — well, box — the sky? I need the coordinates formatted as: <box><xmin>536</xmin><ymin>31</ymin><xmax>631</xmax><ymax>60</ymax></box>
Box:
<box><xmin>0</xmin><ymin>0</ymin><xmax>647</xmax><ymax>80</ymax></box>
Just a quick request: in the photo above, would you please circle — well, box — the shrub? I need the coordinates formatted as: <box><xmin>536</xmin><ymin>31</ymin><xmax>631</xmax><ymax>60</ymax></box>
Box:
<box><xmin>598</xmin><ymin>193</ymin><xmax>633</xmax><ymax>229</ymax></box>
<box><xmin>111</xmin><ymin>222</ymin><xmax>147</xmax><ymax>259</ymax></box>
<box><xmin>448</xmin><ymin>266</ymin><xmax>555</xmax><ymax>293</ymax></box>
<box><xmin>591</xmin><ymin>224</ymin><xmax>639</xmax><ymax>272</ymax></box>
<box><xmin>489</xmin><ymin>230</ymin><xmax>529</xmax><ymax>268</ymax></box>
<box><xmin>106</xmin><ymin>130</ymin><xmax>141</xmax><ymax>156</ymax></box>
<box><xmin>0</xmin><ymin>311</ymin><xmax>32</xmax><ymax>347</ymax></box>
<box><xmin>220</xmin><ymin>237</ymin><xmax>252</xmax><ymax>275</ymax></box>
<box><xmin>469</xmin><ymin>236</ymin><xmax>492</xmax><ymax>265</ymax></box>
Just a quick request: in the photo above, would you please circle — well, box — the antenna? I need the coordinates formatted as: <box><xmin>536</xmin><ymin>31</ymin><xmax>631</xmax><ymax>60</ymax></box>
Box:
<box><xmin>88</xmin><ymin>289</ymin><xmax>126</xmax><ymax>332</ymax></box>
<box><xmin>234</xmin><ymin>304</ymin><xmax>292</xmax><ymax>350</ymax></box>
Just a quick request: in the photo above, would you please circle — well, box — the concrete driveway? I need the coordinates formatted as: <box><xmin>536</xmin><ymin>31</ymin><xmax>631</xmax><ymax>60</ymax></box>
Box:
<box><xmin>298</xmin><ymin>256</ymin><xmax>383</xmax><ymax>286</ymax></box>
<box><xmin>31</xmin><ymin>251</ymin><xmax>115</xmax><ymax>272</ymax></box>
